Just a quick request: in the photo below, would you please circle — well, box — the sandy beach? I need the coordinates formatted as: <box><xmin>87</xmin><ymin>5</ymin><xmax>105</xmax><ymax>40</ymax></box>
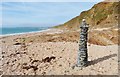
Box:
<box><xmin>0</xmin><ymin>28</ymin><xmax>118</xmax><ymax>75</ymax></box>
<box><xmin>1</xmin><ymin>1</ymin><xmax>119</xmax><ymax>76</ymax></box>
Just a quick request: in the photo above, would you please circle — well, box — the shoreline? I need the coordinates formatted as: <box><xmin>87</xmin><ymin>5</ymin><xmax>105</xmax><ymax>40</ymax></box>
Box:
<box><xmin>0</xmin><ymin>28</ymin><xmax>53</xmax><ymax>37</ymax></box>
<box><xmin>0</xmin><ymin>26</ymin><xmax>118</xmax><ymax>75</ymax></box>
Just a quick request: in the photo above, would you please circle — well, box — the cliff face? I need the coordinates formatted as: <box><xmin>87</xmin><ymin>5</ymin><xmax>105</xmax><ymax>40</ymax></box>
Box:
<box><xmin>54</xmin><ymin>2</ymin><xmax>119</xmax><ymax>45</ymax></box>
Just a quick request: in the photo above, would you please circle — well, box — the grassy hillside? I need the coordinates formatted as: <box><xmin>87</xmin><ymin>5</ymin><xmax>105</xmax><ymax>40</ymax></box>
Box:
<box><xmin>54</xmin><ymin>2</ymin><xmax>119</xmax><ymax>30</ymax></box>
<box><xmin>53</xmin><ymin>1</ymin><xmax>119</xmax><ymax>45</ymax></box>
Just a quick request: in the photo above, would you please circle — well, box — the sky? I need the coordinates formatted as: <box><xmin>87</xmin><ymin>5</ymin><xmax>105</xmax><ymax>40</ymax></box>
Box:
<box><xmin>1</xmin><ymin>2</ymin><xmax>99</xmax><ymax>27</ymax></box>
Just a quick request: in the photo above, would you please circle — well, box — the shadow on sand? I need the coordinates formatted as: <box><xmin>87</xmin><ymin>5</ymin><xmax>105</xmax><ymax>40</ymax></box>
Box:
<box><xmin>87</xmin><ymin>53</ymin><xmax>117</xmax><ymax>66</ymax></box>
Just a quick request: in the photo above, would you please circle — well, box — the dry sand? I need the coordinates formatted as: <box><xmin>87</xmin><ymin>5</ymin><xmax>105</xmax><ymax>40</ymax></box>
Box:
<box><xmin>0</xmin><ymin>29</ymin><xmax>118</xmax><ymax>75</ymax></box>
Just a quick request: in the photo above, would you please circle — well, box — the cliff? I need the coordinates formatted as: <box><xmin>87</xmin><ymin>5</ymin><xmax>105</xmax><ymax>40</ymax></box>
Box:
<box><xmin>54</xmin><ymin>1</ymin><xmax>119</xmax><ymax>45</ymax></box>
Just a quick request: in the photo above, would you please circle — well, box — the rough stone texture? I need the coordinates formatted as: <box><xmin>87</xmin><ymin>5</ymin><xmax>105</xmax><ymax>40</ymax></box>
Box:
<box><xmin>77</xmin><ymin>20</ymin><xmax>89</xmax><ymax>67</ymax></box>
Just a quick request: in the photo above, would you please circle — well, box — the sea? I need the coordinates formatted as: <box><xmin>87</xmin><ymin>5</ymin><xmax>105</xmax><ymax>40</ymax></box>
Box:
<box><xmin>0</xmin><ymin>27</ymin><xmax>50</xmax><ymax>36</ymax></box>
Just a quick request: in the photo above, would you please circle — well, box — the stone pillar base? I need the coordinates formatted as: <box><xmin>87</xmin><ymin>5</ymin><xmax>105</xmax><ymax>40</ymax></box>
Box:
<box><xmin>72</xmin><ymin>64</ymin><xmax>83</xmax><ymax>70</ymax></box>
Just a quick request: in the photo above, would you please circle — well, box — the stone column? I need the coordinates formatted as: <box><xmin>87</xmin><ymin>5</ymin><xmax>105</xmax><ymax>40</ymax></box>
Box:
<box><xmin>77</xmin><ymin>19</ymin><xmax>89</xmax><ymax>67</ymax></box>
